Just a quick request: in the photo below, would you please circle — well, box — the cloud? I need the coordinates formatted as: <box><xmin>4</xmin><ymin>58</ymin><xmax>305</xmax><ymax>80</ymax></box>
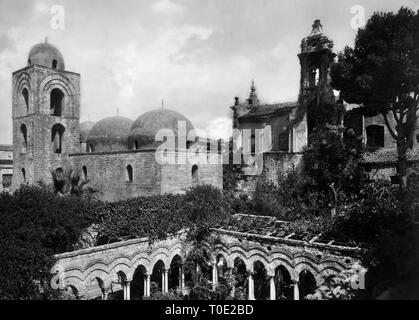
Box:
<box><xmin>151</xmin><ymin>0</ymin><xmax>185</xmax><ymax>16</ymax></box>
<box><xmin>35</xmin><ymin>2</ymin><xmax>49</xmax><ymax>13</ymax></box>
<box><xmin>205</xmin><ymin>117</ymin><xmax>232</xmax><ymax>140</ymax></box>
<box><xmin>0</xmin><ymin>0</ymin><xmax>413</xmax><ymax>144</ymax></box>
<box><xmin>0</xmin><ymin>33</ymin><xmax>15</xmax><ymax>54</ymax></box>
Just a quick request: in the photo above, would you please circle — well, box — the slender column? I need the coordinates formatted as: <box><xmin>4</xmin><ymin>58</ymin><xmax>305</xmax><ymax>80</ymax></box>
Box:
<box><xmin>293</xmin><ymin>281</ymin><xmax>299</xmax><ymax>300</ymax></box>
<box><xmin>229</xmin><ymin>269</ymin><xmax>235</xmax><ymax>297</ymax></box>
<box><xmin>143</xmin><ymin>275</ymin><xmax>147</xmax><ymax>297</ymax></box>
<box><xmin>126</xmin><ymin>281</ymin><xmax>131</xmax><ymax>300</ymax></box>
<box><xmin>146</xmin><ymin>275</ymin><xmax>151</xmax><ymax>297</ymax></box>
<box><xmin>164</xmin><ymin>269</ymin><xmax>169</xmax><ymax>293</ymax></box>
<box><xmin>270</xmin><ymin>276</ymin><xmax>276</xmax><ymax>300</ymax></box>
<box><xmin>212</xmin><ymin>263</ymin><xmax>218</xmax><ymax>290</ymax></box>
<box><xmin>161</xmin><ymin>271</ymin><xmax>165</xmax><ymax>292</ymax></box>
<box><xmin>181</xmin><ymin>266</ymin><xmax>185</xmax><ymax>291</ymax></box>
<box><xmin>248</xmin><ymin>272</ymin><xmax>255</xmax><ymax>300</ymax></box>
<box><xmin>123</xmin><ymin>283</ymin><xmax>127</xmax><ymax>300</ymax></box>
<box><xmin>102</xmin><ymin>287</ymin><xmax>110</xmax><ymax>300</ymax></box>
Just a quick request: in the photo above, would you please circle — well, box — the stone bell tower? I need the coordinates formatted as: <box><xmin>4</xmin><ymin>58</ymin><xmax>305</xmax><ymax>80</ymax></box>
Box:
<box><xmin>297</xmin><ymin>20</ymin><xmax>336</xmax><ymax>135</ymax></box>
<box><xmin>12</xmin><ymin>40</ymin><xmax>80</xmax><ymax>189</ymax></box>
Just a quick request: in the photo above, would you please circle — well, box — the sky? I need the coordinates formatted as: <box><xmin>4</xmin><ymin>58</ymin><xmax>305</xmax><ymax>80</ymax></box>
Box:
<box><xmin>0</xmin><ymin>0</ymin><xmax>418</xmax><ymax>143</ymax></box>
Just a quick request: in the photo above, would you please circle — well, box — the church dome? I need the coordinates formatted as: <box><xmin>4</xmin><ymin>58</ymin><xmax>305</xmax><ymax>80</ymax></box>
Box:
<box><xmin>86</xmin><ymin>116</ymin><xmax>133</xmax><ymax>152</ymax></box>
<box><xmin>80</xmin><ymin>121</ymin><xmax>95</xmax><ymax>143</ymax></box>
<box><xmin>28</xmin><ymin>42</ymin><xmax>65</xmax><ymax>69</ymax></box>
<box><xmin>129</xmin><ymin>109</ymin><xmax>194</xmax><ymax>150</ymax></box>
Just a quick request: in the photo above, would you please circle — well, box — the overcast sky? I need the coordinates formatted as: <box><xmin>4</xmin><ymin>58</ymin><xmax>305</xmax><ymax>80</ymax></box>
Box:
<box><xmin>0</xmin><ymin>0</ymin><xmax>418</xmax><ymax>143</ymax></box>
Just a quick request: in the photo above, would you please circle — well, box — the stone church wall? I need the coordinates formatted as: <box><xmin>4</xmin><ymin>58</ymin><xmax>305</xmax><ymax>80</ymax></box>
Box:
<box><xmin>69</xmin><ymin>150</ymin><xmax>161</xmax><ymax>201</ymax></box>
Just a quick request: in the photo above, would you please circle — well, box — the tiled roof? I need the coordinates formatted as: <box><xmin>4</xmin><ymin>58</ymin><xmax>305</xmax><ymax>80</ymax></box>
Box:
<box><xmin>239</xmin><ymin>102</ymin><xmax>297</xmax><ymax>119</ymax></box>
<box><xmin>0</xmin><ymin>144</ymin><xmax>13</xmax><ymax>151</ymax></box>
<box><xmin>362</xmin><ymin>148</ymin><xmax>419</xmax><ymax>164</ymax></box>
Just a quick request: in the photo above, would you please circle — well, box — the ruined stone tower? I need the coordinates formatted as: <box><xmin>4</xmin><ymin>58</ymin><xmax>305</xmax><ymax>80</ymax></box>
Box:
<box><xmin>12</xmin><ymin>41</ymin><xmax>80</xmax><ymax>189</ymax></box>
<box><xmin>297</xmin><ymin>19</ymin><xmax>336</xmax><ymax>135</ymax></box>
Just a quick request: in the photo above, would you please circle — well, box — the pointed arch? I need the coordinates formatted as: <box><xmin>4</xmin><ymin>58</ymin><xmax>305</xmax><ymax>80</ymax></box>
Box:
<box><xmin>20</xmin><ymin>123</ymin><xmax>27</xmax><ymax>152</ymax></box>
<box><xmin>51</xmin><ymin>123</ymin><xmax>65</xmax><ymax>153</ymax></box>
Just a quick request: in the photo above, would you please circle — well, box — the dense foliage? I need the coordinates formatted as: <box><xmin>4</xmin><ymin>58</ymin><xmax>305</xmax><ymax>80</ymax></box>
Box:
<box><xmin>0</xmin><ymin>184</ymin><xmax>231</xmax><ymax>299</ymax></box>
<box><xmin>95</xmin><ymin>184</ymin><xmax>230</xmax><ymax>244</ymax></box>
<box><xmin>0</xmin><ymin>186</ymin><xmax>96</xmax><ymax>299</ymax></box>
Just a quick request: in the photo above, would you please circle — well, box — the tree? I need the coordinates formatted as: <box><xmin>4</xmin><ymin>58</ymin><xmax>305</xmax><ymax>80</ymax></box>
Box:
<box><xmin>0</xmin><ymin>185</ymin><xmax>96</xmax><ymax>299</ymax></box>
<box><xmin>37</xmin><ymin>168</ymin><xmax>96</xmax><ymax>197</ymax></box>
<box><xmin>331</xmin><ymin>7</ymin><xmax>419</xmax><ymax>189</ymax></box>
<box><xmin>303</xmin><ymin>126</ymin><xmax>365</xmax><ymax>215</ymax></box>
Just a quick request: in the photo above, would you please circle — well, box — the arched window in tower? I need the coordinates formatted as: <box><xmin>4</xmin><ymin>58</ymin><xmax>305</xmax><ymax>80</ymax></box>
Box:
<box><xmin>51</xmin><ymin>124</ymin><xmax>65</xmax><ymax>153</ymax></box>
<box><xmin>82</xmin><ymin>166</ymin><xmax>87</xmax><ymax>180</ymax></box>
<box><xmin>52</xmin><ymin>59</ymin><xmax>57</xmax><ymax>69</ymax></box>
<box><xmin>308</xmin><ymin>67</ymin><xmax>319</xmax><ymax>87</ymax></box>
<box><xmin>192</xmin><ymin>165</ymin><xmax>199</xmax><ymax>187</ymax></box>
<box><xmin>126</xmin><ymin>165</ymin><xmax>133</xmax><ymax>183</ymax></box>
<box><xmin>22</xmin><ymin>88</ymin><xmax>29</xmax><ymax>112</ymax></box>
<box><xmin>50</xmin><ymin>88</ymin><xmax>64</xmax><ymax>117</ymax></box>
<box><xmin>366</xmin><ymin>125</ymin><xmax>385</xmax><ymax>149</ymax></box>
<box><xmin>21</xmin><ymin>168</ymin><xmax>26</xmax><ymax>182</ymax></box>
<box><xmin>134</xmin><ymin>140</ymin><xmax>139</xmax><ymax>150</ymax></box>
<box><xmin>20</xmin><ymin>124</ymin><xmax>28</xmax><ymax>153</ymax></box>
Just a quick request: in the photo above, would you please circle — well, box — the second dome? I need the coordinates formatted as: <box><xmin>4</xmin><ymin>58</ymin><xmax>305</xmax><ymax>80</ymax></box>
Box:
<box><xmin>129</xmin><ymin>109</ymin><xmax>194</xmax><ymax>150</ymax></box>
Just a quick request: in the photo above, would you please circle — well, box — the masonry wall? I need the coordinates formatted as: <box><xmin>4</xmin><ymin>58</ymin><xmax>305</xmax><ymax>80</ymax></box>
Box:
<box><xmin>69</xmin><ymin>150</ymin><xmax>162</xmax><ymax>201</ymax></box>
<box><xmin>69</xmin><ymin>149</ymin><xmax>223</xmax><ymax>201</ymax></box>
<box><xmin>160</xmin><ymin>150</ymin><xmax>223</xmax><ymax>194</ymax></box>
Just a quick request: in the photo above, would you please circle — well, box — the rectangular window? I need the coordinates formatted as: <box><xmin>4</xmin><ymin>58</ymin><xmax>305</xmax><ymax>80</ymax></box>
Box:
<box><xmin>2</xmin><ymin>174</ymin><xmax>12</xmax><ymax>189</ymax></box>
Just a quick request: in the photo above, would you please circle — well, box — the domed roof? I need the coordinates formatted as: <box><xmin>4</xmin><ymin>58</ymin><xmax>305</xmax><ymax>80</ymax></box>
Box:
<box><xmin>129</xmin><ymin>109</ymin><xmax>194</xmax><ymax>150</ymax></box>
<box><xmin>79</xmin><ymin>121</ymin><xmax>95</xmax><ymax>143</ymax></box>
<box><xmin>28</xmin><ymin>42</ymin><xmax>65</xmax><ymax>69</ymax></box>
<box><xmin>86</xmin><ymin>116</ymin><xmax>133</xmax><ymax>150</ymax></box>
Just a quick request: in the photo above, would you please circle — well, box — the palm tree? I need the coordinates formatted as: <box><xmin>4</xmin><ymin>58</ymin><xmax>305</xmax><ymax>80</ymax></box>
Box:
<box><xmin>37</xmin><ymin>168</ymin><xmax>97</xmax><ymax>197</ymax></box>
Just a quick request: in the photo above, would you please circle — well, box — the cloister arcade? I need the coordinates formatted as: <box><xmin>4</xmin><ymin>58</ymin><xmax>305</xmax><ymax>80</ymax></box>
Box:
<box><xmin>52</xmin><ymin>231</ymin><xmax>360</xmax><ymax>300</ymax></box>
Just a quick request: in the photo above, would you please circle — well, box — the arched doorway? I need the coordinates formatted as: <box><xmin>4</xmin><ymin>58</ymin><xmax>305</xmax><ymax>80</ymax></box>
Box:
<box><xmin>298</xmin><ymin>270</ymin><xmax>317</xmax><ymax>299</ymax></box>
<box><xmin>274</xmin><ymin>265</ymin><xmax>293</xmax><ymax>300</ymax></box>
<box><xmin>169</xmin><ymin>255</ymin><xmax>182</xmax><ymax>291</ymax></box>
<box><xmin>232</xmin><ymin>257</ymin><xmax>247</xmax><ymax>299</ymax></box>
<box><xmin>131</xmin><ymin>265</ymin><xmax>147</xmax><ymax>300</ymax></box>
<box><xmin>253</xmin><ymin>261</ymin><xmax>269</xmax><ymax>300</ymax></box>
<box><xmin>151</xmin><ymin>260</ymin><xmax>166</xmax><ymax>294</ymax></box>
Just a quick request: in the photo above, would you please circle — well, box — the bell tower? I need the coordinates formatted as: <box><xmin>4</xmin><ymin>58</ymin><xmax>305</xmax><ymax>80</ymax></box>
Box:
<box><xmin>12</xmin><ymin>41</ymin><xmax>80</xmax><ymax>189</ymax></box>
<box><xmin>297</xmin><ymin>19</ymin><xmax>336</xmax><ymax>135</ymax></box>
